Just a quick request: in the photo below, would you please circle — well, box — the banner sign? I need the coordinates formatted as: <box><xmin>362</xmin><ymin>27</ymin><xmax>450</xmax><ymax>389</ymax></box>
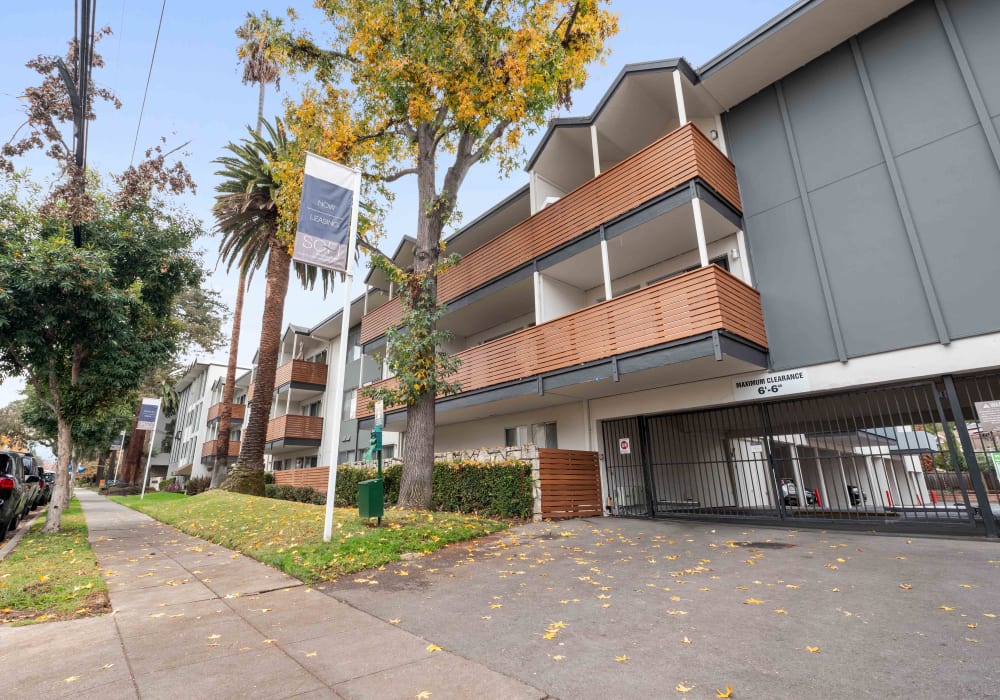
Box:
<box><xmin>292</xmin><ymin>152</ymin><xmax>361</xmax><ymax>273</ymax></box>
<box><xmin>110</xmin><ymin>437</ymin><xmax>123</xmax><ymax>452</ymax></box>
<box><xmin>136</xmin><ymin>397</ymin><xmax>162</xmax><ymax>431</ymax></box>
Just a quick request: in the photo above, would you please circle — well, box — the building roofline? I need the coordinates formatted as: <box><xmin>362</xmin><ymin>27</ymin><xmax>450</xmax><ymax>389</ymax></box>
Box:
<box><xmin>696</xmin><ymin>0</ymin><xmax>816</xmax><ymax>78</ymax></box>
<box><xmin>525</xmin><ymin>58</ymin><xmax>695</xmax><ymax>170</ymax></box>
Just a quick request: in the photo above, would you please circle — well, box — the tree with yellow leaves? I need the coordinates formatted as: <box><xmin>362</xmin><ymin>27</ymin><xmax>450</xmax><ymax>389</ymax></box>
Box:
<box><xmin>264</xmin><ymin>0</ymin><xmax>618</xmax><ymax>508</ymax></box>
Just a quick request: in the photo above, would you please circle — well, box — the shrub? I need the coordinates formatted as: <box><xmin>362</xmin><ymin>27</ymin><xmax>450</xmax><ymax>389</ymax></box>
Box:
<box><xmin>264</xmin><ymin>483</ymin><xmax>326</xmax><ymax>505</ymax></box>
<box><xmin>186</xmin><ymin>476</ymin><xmax>211</xmax><ymax>496</ymax></box>
<box><xmin>332</xmin><ymin>459</ymin><xmax>531</xmax><ymax>518</ymax></box>
<box><xmin>159</xmin><ymin>478</ymin><xmax>183</xmax><ymax>493</ymax></box>
<box><xmin>263</xmin><ymin>471</ymin><xmax>275</xmax><ymax>485</ymax></box>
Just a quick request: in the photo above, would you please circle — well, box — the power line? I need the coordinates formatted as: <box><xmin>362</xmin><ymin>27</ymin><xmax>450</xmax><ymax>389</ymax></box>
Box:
<box><xmin>130</xmin><ymin>0</ymin><xmax>166</xmax><ymax>166</ymax></box>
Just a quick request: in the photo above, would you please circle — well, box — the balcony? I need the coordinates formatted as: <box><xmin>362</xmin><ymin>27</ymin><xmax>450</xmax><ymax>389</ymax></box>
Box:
<box><xmin>266</xmin><ymin>415</ymin><xmax>324</xmax><ymax>445</ymax></box>
<box><xmin>274</xmin><ymin>359</ymin><xmax>328</xmax><ymax>391</ymax></box>
<box><xmin>201</xmin><ymin>439</ymin><xmax>240</xmax><ymax>461</ymax></box>
<box><xmin>358</xmin><ymin>265</ymin><xmax>767</xmax><ymax>420</ymax></box>
<box><xmin>206</xmin><ymin>402</ymin><xmax>246</xmax><ymax>424</ymax></box>
<box><xmin>361</xmin><ymin>123</ymin><xmax>742</xmax><ymax>344</ymax></box>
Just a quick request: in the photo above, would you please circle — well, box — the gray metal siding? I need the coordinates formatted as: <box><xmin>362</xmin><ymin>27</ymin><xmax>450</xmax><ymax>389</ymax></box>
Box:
<box><xmin>727</xmin><ymin>0</ymin><xmax>1000</xmax><ymax>370</ymax></box>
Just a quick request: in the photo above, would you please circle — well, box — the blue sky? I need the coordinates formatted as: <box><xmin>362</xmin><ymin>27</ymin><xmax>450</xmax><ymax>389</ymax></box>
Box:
<box><xmin>0</xmin><ymin>0</ymin><xmax>791</xmax><ymax>407</ymax></box>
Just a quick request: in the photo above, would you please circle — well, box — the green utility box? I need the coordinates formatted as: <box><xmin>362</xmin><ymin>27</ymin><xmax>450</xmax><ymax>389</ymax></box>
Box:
<box><xmin>358</xmin><ymin>478</ymin><xmax>385</xmax><ymax>519</ymax></box>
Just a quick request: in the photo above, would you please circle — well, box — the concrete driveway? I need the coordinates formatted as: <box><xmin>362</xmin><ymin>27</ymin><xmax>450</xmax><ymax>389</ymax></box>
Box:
<box><xmin>322</xmin><ymin>517</ymin><xmax>1000</xmax><ymax>699</ymax></box>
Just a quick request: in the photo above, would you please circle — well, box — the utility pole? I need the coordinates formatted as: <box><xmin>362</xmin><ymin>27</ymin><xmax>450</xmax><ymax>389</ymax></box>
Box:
<box><xmin>56</xmin><ymin>0</ymin><xmax>96</xmax><ymax>248</ymax></box>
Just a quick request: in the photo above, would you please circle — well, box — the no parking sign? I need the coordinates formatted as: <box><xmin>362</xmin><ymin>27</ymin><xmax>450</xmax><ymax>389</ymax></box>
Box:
<box><xmin>618</xmin><ymin>437</ymin><xmax>631</xmax><ymax>455</ymax></box>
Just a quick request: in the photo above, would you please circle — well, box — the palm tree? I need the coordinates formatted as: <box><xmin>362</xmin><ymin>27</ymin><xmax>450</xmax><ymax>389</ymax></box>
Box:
<box><xmin>213</xmin><ymin>12</ymin><xmax>283</xmax><ymax>487</ymax></box>
<box><xmin>214</xmin><ymin>119</ymin><xmax>289</xmax><ymax>496</ymax></box>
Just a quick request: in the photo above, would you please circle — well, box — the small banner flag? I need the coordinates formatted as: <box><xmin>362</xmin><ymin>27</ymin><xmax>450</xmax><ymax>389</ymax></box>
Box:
<box><xmin>292</xmin><ymin>152</ymin><xmax>361</xmax><ymax>273</ymax></box>
<box><xmin>136</xmin><ymin>397</ymin><xmax>162</xmax><ymax>431</ymax></box>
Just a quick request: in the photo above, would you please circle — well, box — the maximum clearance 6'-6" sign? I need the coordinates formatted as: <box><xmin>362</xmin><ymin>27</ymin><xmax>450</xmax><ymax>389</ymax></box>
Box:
<box><xmin>732</xmin><ymin>368</ymin><xmax>811</xmax><ymax>401</ymax></box>
<box><xmin>292</xmin><ymin>152</ymin><xmax>361</xmax><ymax>273</ymax></box>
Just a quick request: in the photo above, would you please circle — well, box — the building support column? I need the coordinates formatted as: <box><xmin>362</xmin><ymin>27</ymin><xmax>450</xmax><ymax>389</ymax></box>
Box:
<box><xmin>590</xmin><ymin>124</ymin><xmax>601</xmax><ymax>177</ymax></box>
<box><xmin>691</xmin><ymin>197</ymin><xmax>710</xmax><ymax>267</ymax></box>
<box><xmin>673</xmin><ymin>70</ymin><xmax>688</xmax><ymax>125</ymax></box>
<box><xmin>600</xmin><ymin>225</ymin><xmax>613</xmax><ymax>301</ymax></box>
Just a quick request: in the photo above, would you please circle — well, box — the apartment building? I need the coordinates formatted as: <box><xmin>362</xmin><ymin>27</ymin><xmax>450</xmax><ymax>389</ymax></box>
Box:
<box><xmin>356</xmin><ymin>0</ymin><xmax>1000</xmax><ymax>535</ymax></box>
<box><xmin>254</xmin><ymin>296</ymin><xmax>400</xmax><ymax>474</ymax></box>
<box><xmin>168</xmin><ymin>361</ymin><xmax>239</xmax><ymax>482</ymax></box>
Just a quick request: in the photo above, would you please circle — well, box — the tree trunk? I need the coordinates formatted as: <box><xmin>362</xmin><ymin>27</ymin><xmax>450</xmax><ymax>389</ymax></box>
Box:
<box><xmin>223</xmin><ymin>237</ymin><xmax>289</xmax><ymax>496</ymax></box>
<box><xmin>399</xmin><ymin>390</ymin><xmax>435</xmax><ymax>508</ymax></box>
<box><xmin>212</xmin><ymin>269</ymin><xmax>247</xmax><ymax>488</ymax></box>
<box><xmin>397</xmin><ymin>128</ymin><xmax>443</xmax><ymax>510</ymax></box>
<box><xmin>44</xmin><ymin>415</ymin><xmax>72</xmax><ymax>533</ymax></box>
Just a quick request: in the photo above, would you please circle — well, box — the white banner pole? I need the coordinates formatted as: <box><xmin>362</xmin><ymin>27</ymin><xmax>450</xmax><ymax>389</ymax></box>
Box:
<box><xmin>323</xmin><ymin>166</ymin><xmax>362</xmax><ymax>542</ymax></box>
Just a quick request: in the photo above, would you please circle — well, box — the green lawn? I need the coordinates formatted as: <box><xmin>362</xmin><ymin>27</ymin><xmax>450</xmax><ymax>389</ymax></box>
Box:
<box><xmin>0</xmin><ymin>499</ymin><xmax>109</xmax><ymax>626</ymax></box>
<box><xmin>111</xmin><ymin>490</ymin><xmax>509</xmax><ymax>583</ymax></box>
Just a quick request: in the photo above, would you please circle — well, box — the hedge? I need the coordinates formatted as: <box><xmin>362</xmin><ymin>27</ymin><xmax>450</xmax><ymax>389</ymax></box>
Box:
<box><xmin>331</xmin><ymin>459</ymin><xmax>532</xmax><ymax>519</ymax></box>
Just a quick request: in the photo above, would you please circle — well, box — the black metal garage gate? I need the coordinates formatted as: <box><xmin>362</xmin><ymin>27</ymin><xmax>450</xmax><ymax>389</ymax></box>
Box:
<box><xmin>601</xmin><ymin>373</ymin><xmax>999</xmax><ymax>536</ymax></box>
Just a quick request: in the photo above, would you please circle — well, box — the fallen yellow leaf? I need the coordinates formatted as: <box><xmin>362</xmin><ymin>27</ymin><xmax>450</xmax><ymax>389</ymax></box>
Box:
<box><xmin>207</xmin><ymin>634</ymin><xmax>221</xmax><ymax>640</ymax></box>
<box><xmin>967</xmin><ymin>624</ymin><xmax>977</xmax><ymax>629</ymax></box>
<box><xmin>305</xmin><ymin>651</ymin><xmax>318</xmax><ymax>657</ymax></box>
<box><xmin>716</xmin><ymin>686</ymin><xmax>734</xmax><ymax>698</ymax></box>
<box><xmin>899</xmin><ymin>583</ymin><xmax>912</xmax><ymax>590</ymax></box>
<box><xmin>389</xmin><ymin>618</ymin><xmax>401</xmax><ymax>624</ymax></box>
<box><xmin>774</xmin><ymin>609</ymin><xmax>788</xmax><ymax>615</ymax></box>
<box><xmin>939</xmin><ymin>606</ymin><xmax>955</xmax><ymax>612</ymax></box>
<box><xmin>426</xmin><ymin>644</ymin><xmax>442</xmax><ymax>653</ymax></box>
<box><xmin>676</xmin><ymin>682</ymin><xmax>694</xmax><ymax>693</ymax></box>
<box><xmin>806</xmin><ymin>646</ymin><xmax>820</xmax><ymax>653</ymax></box>
<box><xmin>615</xmin><ymin>655</ymin><xmax>629</xmax><ymax>662</ymax></box>
<box><xmin>743</xmin><ymin>598</ymin><xmax>763</xmax><ymax>605</ymax></box>
<box><xmin>681</xmin><ymin>636</ymin><xmax>691</xmax><ymax>644</ymax></box>
<box><xmin>65</xmin><ymin>676</ymin><xmax>80</xmax><ymax>683</ymax></box>
<box><xmin>415</xmin><ymin>692</ymin><xmax>432</xmax><ymax>699</ymax></box>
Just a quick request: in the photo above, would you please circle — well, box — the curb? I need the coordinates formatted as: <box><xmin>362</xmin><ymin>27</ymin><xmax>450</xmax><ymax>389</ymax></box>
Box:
<box><xmin>0</xmin><ymin>509</ymin><xmax>42</xmax><ymax>561</ymax></box>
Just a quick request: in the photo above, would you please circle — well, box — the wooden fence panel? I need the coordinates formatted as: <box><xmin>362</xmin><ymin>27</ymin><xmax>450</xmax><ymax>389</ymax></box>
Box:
<box><xmin>538</xmin><ymin>448</ymin><xmax>602</xmax><ymax>520</ymax></box>
<box><xmin>273</xmin><ymin>466</ymin><xmax>330</xmax><ymax>492</ymax></box>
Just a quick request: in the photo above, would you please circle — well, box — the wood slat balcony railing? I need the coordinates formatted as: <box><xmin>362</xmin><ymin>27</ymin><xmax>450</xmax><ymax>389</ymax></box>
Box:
<box><xmin>361</xmin><ymin>123</ymin><xmax>742</xmax><ymax>344</ymax></box>
<box><xmin>274</xmin><ymin>359</ymin><xmax>328</xmax><ymax>388</ymax></box>
<box><xmin>266</xmin><ymin>414</ymin><xmax>324</xmax><ymax>443</ymax></box>
<box><xmin>200</xmin><ymin>439</ymin><xmax>240</xmax><ymax>458</ymax></box>
<box><xmin>206</xmin><ymin>402</ymin><xmax>246</xmax><ymax>424</ymax></box>
<box><xmin>358</xmin><ymin>265</ymin><xmax>766</xmax><ymax>419</ymax></box>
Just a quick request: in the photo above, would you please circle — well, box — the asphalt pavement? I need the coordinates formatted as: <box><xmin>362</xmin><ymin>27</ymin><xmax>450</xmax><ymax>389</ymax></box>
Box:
<box><xmin>2</xmin><ymin>490</ymin><xmax>998</xmax><ymax>699</ymax></box>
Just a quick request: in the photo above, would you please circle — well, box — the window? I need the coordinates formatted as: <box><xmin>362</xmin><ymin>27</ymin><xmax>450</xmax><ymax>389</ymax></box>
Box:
<box><xmin>310</xmin><ymin>350</ymin><xmax>328</xmax><ymax>364</ymax></box>
<box><xmin>647</xmin><ymin>254</ymin><xmax>731</xmax><ymax>287</ymax></box>
<box><xmin>306</xmin><ymin>401</ymin><xmax>322</xmax><ymax>417</ymax></box>
<box><xmin>273</xmin><ymin>460</ymin><xmax>283</xmax><ymax>471</ymax></box>
<box><xmin>342</xmin><ymin>389</ymin><xmax>357</xmax><ymax>420</ymax></box>
<box><xmin>337</xmin><ymin>450</ymin><xmax>355</xmax><ymax>466</ymax></box>
<box><xmin>381</xmin><ymin>444</ymin><xmax>395</xmax><ymax>460</ymax></box>
<box><xmin>347</xmin><ymin>325</ymin><xmax>362</xmax><ymax>361</ymax></box>
<box><xmin>504</xmin><ymin>422</ymin><xmax>557</xmax><ymax>448</ymax></box>
<box><xmin>305</xmin><ymin>456</ymin><xmax>318</xmax><ymax>468</ymax></box>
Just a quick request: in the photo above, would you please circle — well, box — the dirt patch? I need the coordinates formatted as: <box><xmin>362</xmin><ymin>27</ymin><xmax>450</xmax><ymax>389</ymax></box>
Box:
<box><xmin>0</xmin><ymin>590</ymin><xmax>111</xmax><ymax>626</ymax></box>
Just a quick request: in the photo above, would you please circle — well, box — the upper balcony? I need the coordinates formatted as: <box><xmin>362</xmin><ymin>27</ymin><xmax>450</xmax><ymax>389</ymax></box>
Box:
<box><xmin>274</xmin><ymin>359</ymin><xmax>328</xmax><ymax>390</ymax></box>
<box><xmin>265</xmin><ymin>415</ymin><xmax>323</xmax><ymax>450</ymax></box>
<box><xmin>200</xmin><ymin>439</ymin><xmax>240</xmax><ymax>463</ymax></box>
<box><xmin>206</xmin><ymin>402</ymin><xmax>245</xmax><ymax>425</ymax></box>
<box><xmin>358</xmin><ymin>265</ymin><xmax>767</xmax><ymax>423</ymax></box>
<box><xmin>361</xmin><ymin>123</ymin><xmax>741</xmax><ymax>345</ymax></box>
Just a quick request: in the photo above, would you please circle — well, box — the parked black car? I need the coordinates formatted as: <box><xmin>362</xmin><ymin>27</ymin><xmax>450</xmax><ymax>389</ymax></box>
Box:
<box><xmin>21</xmin><ymin>455</ymin><xmax>43</xmax><ymax>514</ymax></box>
<box><xmin>779</xmin><ymin>478</ymin><xmax>817</xmax><ymax>507</ymax></box>
<box><xmin>0</xmin><ymin>450</ymin><xmax>30</xmax><ymax>541</ymax></box>
<box><xmin>36</xmin><ymin>467</ymin><xmax>52</xmax><ymax>507</ymax></box>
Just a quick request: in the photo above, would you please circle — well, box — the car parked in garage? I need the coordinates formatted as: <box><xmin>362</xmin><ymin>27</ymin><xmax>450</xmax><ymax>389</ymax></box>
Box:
<box><xmin>779</xmin><ymin>478</ymin><xmax>817</xmax><ymax>507</ymax></box>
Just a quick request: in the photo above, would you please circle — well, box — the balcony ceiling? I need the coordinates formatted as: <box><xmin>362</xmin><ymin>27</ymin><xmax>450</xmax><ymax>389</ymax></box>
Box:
<box><xmin>442</xmin><ymin>276</ymin><xmax>535</xmax><ymax>339</ymax></box>
<box><xmin>594</xmin><ymin>71</ymin><xmax>679</xmax><ymax>165</ymax></box>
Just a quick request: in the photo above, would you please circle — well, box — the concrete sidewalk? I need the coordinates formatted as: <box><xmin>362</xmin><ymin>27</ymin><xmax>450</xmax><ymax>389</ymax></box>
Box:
<box><xmin>1</xmin><ymin>490</ymin><xmax>545</xmax><ymax>700</ymax></box>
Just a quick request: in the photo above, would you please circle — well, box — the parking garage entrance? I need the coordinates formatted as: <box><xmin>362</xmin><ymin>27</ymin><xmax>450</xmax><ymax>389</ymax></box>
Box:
<box><xmin>601</xmin><ymin>373</ymin><xmax>1000</xmax><ymax>536</ymax></box>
